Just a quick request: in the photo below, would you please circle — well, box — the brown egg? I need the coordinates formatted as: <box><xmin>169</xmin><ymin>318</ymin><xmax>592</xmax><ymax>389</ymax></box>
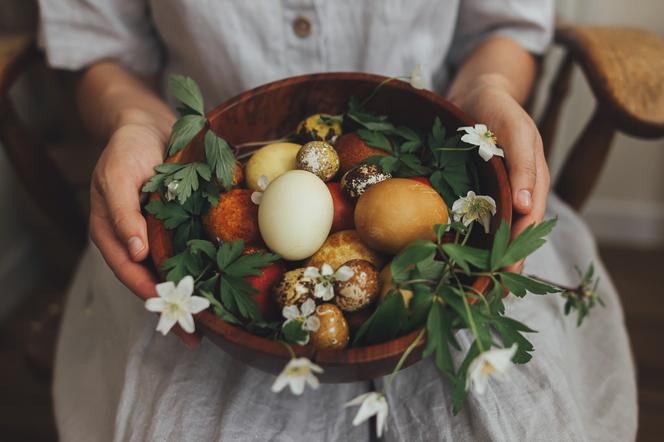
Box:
<box><xmin>307</xmin><ymin>230</ymin><xmax>384</xmax><ymax>270</ymax></box>
<box><xmin>203</xmin><ymin>189</ymin><xmax>260</xmax><ymax>243</ymax></box>
<box><xmin>311</xmin><ymin>304</ymin><xmax>349</xmax><ymax>350</ymax></box>
<box><xmin>334</xmin><ymin>259</ymin><xmax>379</xmax><ymax>312</ymax></box>
<box><xmin>296</xmin><ymin>113</ymin><xmax>343</xmax><ymax>144</ymax></box>
<box><xmin>355</xmin><ymin>178</ymin><xmax>448</xmax><ymax>254</ymax></box>
<box><xmin>340</xmin><ymin>164</ymin><xmax>392</xmax><ymax>200</ymax></box>
<box><xmin>335</xmin><ymin>133</ymin><xmax>390</xmax><ymax>174</ymax></box>
<box><xmin>275</xmin><ymin>268</ymin><xmax>316</xmax><ymax>308</ymax></box>
<box><xmin>378</xmin><ymin>263</ymin><xmax>413</xmax><ymax>308</ymax></box>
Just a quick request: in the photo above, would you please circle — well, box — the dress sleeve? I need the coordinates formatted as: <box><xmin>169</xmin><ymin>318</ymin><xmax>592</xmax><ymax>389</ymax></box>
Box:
<box><xmin>448</xmin><ymin>0</ymin><xmax>554</xmax><ymax>68</ymax></box>
<box><xmin>37</xmin><ymin>0</ymin><xmax>162</xmax><ymax>74</ymax></box>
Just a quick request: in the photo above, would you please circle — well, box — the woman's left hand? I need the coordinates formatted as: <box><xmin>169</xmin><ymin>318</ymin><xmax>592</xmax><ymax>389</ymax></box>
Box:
<box><xmin>449</xmin><ymin>73</ymin><xmax>550</xmax><ymax>241</ymax></box>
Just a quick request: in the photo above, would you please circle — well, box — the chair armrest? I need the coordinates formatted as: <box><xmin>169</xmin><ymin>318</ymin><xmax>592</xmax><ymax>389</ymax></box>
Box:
<box><xmin>0</xmin><ymin>33</ymin><xmax>35</xmax><ymax>97</ymax></box>
<box><xmin>555</xmin><ymin>25</ymin><xmax>664</xmax><ymax>138</ymax></box>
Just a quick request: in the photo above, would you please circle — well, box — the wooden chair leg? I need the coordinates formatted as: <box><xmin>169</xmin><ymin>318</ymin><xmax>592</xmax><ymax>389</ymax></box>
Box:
<box><xmin>539</xmin><ymin>52</ymin><xmax>575</xmax><ymax>159</ymax></box>
<box><xmin>0</xmin><ymin>96</ymin><xmax>87</xmax><ymax>249</ymax></box>
<box><xmin>554</xmin><ymin>107</ymin><xmax>616</xmax><ymax>210</ymax></box>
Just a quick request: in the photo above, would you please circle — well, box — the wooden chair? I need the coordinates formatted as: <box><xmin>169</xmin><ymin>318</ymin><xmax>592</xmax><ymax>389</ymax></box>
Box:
<box><xmin>1</xmin><ymin>24</ymin><xmax>664</xmax><ymax>373</ymax></box>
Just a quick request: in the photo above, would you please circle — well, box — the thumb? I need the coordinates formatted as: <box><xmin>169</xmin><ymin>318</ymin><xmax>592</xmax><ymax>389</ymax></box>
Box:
<box><xmin>503</xmin><ymin>125</ymin><xmax>539</xmax><ymax>215</ymax></box>
<box><xmin>105</xmin><ymin>182</ymin><xmax>150</xmax><ymax>261</ymax></box>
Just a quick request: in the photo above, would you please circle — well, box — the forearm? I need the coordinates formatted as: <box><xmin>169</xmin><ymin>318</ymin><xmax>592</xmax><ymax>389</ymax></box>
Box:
<box><xmin>77</xmin><ymin>61</ymin><xmax>176</xmax><ymax>147</ymax></box>
<box><xmin>447</xmin><ymin>35</ymin><xmax>537</xmax><ymax>106</ymax></box>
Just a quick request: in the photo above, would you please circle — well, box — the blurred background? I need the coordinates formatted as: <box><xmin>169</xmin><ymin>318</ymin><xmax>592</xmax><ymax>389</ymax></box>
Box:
<box><xmin>0</xmin><ymin>0</ymin><xmax>662</xmax><ymax>440</ymax></box>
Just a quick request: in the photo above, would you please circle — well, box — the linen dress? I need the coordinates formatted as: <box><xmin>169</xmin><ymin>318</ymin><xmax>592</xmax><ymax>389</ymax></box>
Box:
<box><xmin>38</xmin><ymin>1</ymin><xmax>637</xmax><ymax>441</ymax></box>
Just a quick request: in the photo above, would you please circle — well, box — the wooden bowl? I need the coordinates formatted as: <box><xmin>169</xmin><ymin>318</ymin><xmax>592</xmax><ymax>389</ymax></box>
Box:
<box><xmin>146</xmin><ymin>73</ymin><xmax>512</xmax><ymax>382</ymax></box>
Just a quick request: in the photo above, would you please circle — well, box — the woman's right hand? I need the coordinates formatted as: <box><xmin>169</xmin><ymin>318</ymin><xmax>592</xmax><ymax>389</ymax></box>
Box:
<box><xmin>89</xmin><ymin>119</ymin><xmax>165</xmax><ymax>299</ymax></box>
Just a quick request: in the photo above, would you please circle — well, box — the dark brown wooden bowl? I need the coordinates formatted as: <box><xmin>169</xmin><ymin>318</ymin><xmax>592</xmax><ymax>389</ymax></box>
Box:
<box><xmin>146</xmin><ymin>73</ymin><xmax>512</xmax><ymax>382</ymax></box>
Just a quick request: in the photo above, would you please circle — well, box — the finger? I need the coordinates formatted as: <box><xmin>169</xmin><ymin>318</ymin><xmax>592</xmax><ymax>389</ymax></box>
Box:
<box><xmin>90</xmin><ymin>209</ymin><xmax>157</xmax><ymax>299</ymax></box>
<box><xmin>506</xmin><ymin>150</ymin><xmax>550</xmax><ymax>272</ymax></box>
<box><xmin>96</xmin><ymin>174</ymin><xmax>150</xmax><ymax>262</ymax></box>
<box><xmin>503</xmin><ymin>123</ymin><xmax>540</xmax><ymax>216</ymax></box>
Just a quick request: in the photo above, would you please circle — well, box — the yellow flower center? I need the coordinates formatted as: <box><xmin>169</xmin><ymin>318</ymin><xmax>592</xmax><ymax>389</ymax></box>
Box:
<box><xmin>480</xmin><ymin>361</ymin><xmax>496</xmax><ymax>376</ymax></box>
<box><xmin>482</xmin><ymin>130</ymin><xmax>497</xmax><ymax>145</ymax></box>
<box><xmin>286</xmin><ymin>365</ymin><xmax>311</xmax><ymax>377</ymax></box>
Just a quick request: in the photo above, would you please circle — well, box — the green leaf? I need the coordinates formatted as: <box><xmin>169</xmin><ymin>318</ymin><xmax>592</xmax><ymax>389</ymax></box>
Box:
<box><xmin>188</xmin><ymin>239</ymin><xmax>217</xmax><ymax>260</ymax></box>
<box><xmin>428</xmin><ymin>117</ymin><xmax>445</xmax><ymax>147</ymax></box>
<box><xmin>391</xmin><ymin>240</ymin><xmax>437</xmax><ymax>282</ymax></box>
<box><xmin>216</xmin><ymin>240</ymin><xmax>245</xmax><ymax>270</ymax></box>
<box><xmin>356</xmin><ymin>129</ymin><xmax>393</xmax><ymax>152</ymax></box>
<box><xmin>353</xmin><ymin>290</ymin><xmax>408</xmax><ymax>346</ymax></box>
<box><xmin>497</xmin><ymin>219</ymin><xmax>557</xmax><ymax>268</ymax></box>
<box><xmin>145</xmin><ymin>200</ymin><xmax>190</xmax><ymax>229</ymax></box>
<box><xmin>225</xmin><ymin>252</ymin><xmax>280</xmax><ymax>278</ymax></box>
<box><xmin>281</xmin><ymin>320</ymin><xmax>309</xmax><ymax>345</ymax></box>
<box><xmin>204</xmin><ymin>131</ymin><xmax>237</xmax><ymax>190</ymax></box>
<box><xmin>422</xmin><ymin>301</ymin><xmax>456</xmax><ymax>378</ymax></box>
<box><xmin>199</xmin><ymin>289</ymin><xmax>242</xmax><ymax>325</ymax></box>
<box><xmin>168</xmin><ymin>74</ymin><xmax>204</xmax><ymax>115</ymax></box>
<box><xmin>490</xmin><ymin>221</ymin><xmax>510</xmax><ymax>270</ymax></box>
<box><xmin>441</xmin><ymin>243</ymin><xmax>489</xmax><ymax>273</ymax></box>
<box><xmin>402</xmin><ymin>285</ymin><xmax>434</xmax><ymax>332</ymax></box>
<box><xmin>167</xmin><ymin>115</ymin><xmax>207</xmax><ymax>156</ymax></box>
<box><xmin>220</xmin><ymin>275</ymin><xmax>261</xmax><ymax>321</ymax></box>
<box><xmin>498</xmin><ymin>272</ymin><xmax>560</xmax><ymax>297</ymax></box>
<box><xmin>492</xmin><ymin>316</ymin><xmax>536</xmax><ymax>364</ymax></box>
<box><xmin>398</xmin><ymin>154</ymin><xmax>431</xmax><ymax>176</ymax></box>
<box><xmin>172</xmin><ymin>162</ymin><xmax>211</xmax><ymax>204</ymax></box>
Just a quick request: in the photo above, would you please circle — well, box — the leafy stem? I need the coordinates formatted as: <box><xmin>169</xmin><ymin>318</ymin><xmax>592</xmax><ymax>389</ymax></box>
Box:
<box><xmin>384</xmin><ymin>328</ymin><xmax>426</xmax><ymax>391</ymax></box>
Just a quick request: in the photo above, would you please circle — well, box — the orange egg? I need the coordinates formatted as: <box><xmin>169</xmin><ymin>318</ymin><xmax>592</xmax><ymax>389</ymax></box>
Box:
<box><xmin>354</xmin><ymin>178</ymin><xmax>448</xmax><ymax>254</ymax></box>
<box><xmin>203</xmin><ymin>189</ymin><xmax>260</xmax><ymax>243</ymax></box>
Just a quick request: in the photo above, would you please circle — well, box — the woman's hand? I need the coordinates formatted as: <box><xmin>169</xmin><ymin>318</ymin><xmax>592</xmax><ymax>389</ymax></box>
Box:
<box><xmin>89</xmin><ymin>120</ymin><xmax>165</xmax><ymax>298</ymax></box>
<box><xmin>449</xmin><ymin>73</ymin><xmax>550</xmax><ymax>240</ymax></box>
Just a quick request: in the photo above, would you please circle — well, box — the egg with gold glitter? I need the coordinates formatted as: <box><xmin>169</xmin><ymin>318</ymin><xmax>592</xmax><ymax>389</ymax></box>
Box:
<box><xmin>310</xmin><ymin>303</ymin><xmax>349</xmax><ymax>350</ymax></box>
<box><xmin>296</xmin><ymin>113</ymin><xmax>343</xmax><ymax>144</ymax></box>
<box><xmin>334</xmin><ymin>259</ymin><xmax>379</xmax><ymax>312</ymax></box>
<box><xmin>275</xmin><ymin>268</ymin><xmax>316</xmax><ymax>308</ymax></box>
<box><xmin>340</xmin><ymin>164</ymin><xmax>392</xmax><ymax>200</ymax></box>
<box><xmin>296</xmin><ymin>141</ymin><xmax>339</xmax><ymax>182</ymax></box>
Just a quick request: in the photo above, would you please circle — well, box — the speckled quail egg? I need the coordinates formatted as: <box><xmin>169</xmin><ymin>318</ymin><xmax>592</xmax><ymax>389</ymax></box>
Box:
<box><xmin>275</xmin><ymin>268</ymin><xmax>316</xmax><ymax>308</ymax></box>
<box><xmin>333</xmin><ymin>259</ymin><xmax>380</xmax><ymax>312</ymax></box>
<box><xmin>310</xmin><ymin>303</ymin><xmax>350</xmax><ymax>350</ymax></box>
<box><xmin>296</xmin><ymin>141</ymin><xmax>340</xmax><ymax>182</ymax></box>
<box><xmin>340</xmin><ymin>164</ymin><xmax>392</xmax><ymax>200</ymax></box>
<box><xmin>296</xmin><ymin>113</ymin><xmax>343</xmax><ymax>144</ymax></box>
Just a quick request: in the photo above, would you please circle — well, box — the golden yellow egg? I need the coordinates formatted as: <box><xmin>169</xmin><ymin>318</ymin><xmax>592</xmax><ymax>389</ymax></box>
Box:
<box><xmin>245</xmin><ymin>142</ymin><xmax>301</xmax><ymax>190</ymax></box>
<box><xmin>310</xmin><ymin>303</ymin><xmax>349</xmax><ymax>350</ymax></box>
<box><xmin>307</xmin><ymin>230</ymin><xmax>384</xmax><ymax>270</ymax></box>
<box><xmin>296</xmin><ymin>141</ymin><xmax>340</xmax><ymax>182</ymax></box>
<box><xmin>354</xmin><ymin>178</ymin><xmax>448</xmax><ymax>254</ymax></box>
<box><xmin>275</xmin><ymin>268</ymin><xmax>315</xmax><ymax>308</ymax></box>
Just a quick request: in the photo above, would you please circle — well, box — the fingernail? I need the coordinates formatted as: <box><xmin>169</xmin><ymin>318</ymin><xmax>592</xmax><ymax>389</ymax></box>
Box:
<box><xmin>518</xmin><ymin>189</ymin><xmax>532</xmax><ymax>208</ymax></box>
<box><xmin>128</xmin><ymin>236</ymin><xmax>144</xmax><ymax>257</ymax></box>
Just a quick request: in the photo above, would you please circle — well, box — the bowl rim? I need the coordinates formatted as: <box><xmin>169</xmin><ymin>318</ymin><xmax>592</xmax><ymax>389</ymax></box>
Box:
<box><xmin>147</xmin><ymin>72</ymin><xmax>513</xmax><ymax>370</ymax></box>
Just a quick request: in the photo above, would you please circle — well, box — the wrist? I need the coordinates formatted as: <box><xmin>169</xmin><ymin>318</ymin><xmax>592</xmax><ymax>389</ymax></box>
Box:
<box><xmin>114</xmin><ymin>108</ymin><xmax>174</xmax><ymax>149</ymax></box>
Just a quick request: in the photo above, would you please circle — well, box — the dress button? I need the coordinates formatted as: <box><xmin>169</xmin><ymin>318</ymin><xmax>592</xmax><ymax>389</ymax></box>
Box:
<box><xmin>293</xmin><ymin>16</ymin><xmax>312</xmax><ymax>38</ymax></box>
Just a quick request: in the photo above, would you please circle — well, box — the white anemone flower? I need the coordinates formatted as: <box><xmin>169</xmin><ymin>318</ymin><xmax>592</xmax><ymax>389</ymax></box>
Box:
<box><xmin>452</xmin><ymin>191</ymin><xmax>497</xmax><ymax>234</ymax></box>
<box><xmin>303</xmin><ymin>263</ymin><xmax>354</xmax><ymax>301</ymax></box>
<box><xmin>408</xmin><ymin>64</ymin><xmax>425</xmax><ymax>89</ymax></box>
<box><xmin>345</xmin><ymin>392</ymin><xmax>389</xmax><ymax>438</ymax></box>
<box><xmin>165</xmin><ymin>180</ymin><xmax>180</xmax><ymax>201</ymax></box>
<box><xmin>466</xmin><ymin>344</ymin><xmax>518</xmax><ymax>395</ymax></box>
<box><xmin>251</xmin><ymin>175</ymin><xmax>269</xmax><ymax>205</ymax></box>
<box><xmin>458</xmin><ymin>124</ymin><xmax>504</xmax><ymax>161</ymax></box>
<box><xmin>272</xmin><ymin>357</ymin><xmax>324</xmax><ymax>395</ymax></box>
<box><xmin>145</xmin><ymin>275</ymin><xmax>210</xmax><ymax>335</ymax></box>
<box><xmin>282</xmin><ymin>298</ymin><xmax>320</xmax><ymax>345</ymax></box>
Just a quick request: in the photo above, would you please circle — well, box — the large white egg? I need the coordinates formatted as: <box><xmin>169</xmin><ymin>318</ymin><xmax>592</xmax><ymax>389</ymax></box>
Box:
<box><xmin>258</xmin><ymin>170</ymin><xmax>333</xmax><ymax>260</ymax></box>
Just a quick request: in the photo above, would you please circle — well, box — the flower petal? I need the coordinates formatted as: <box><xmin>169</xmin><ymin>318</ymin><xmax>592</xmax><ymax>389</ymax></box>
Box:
<box><xmin>282</xmin><ymin>305</ymin><xmax>300</xmax><ymax>321</ymax></box>
<box><xmin>289</xmin><ymin>377</ymin><xmax>306</xmax><ymax>395</ymax></box>
<box><xmin>188</xmin><ymin>295</ymin><xmax>211</xmax><ymax>314</ymax></box>
<box><xmin>257</xmin><ymin>175</ymin><xmax>269</xmax><ymax>191</ymax></box>
<box><xmin>334</xmin><ymin>265</ymin><xmax>354</xmax><ymax>282</ymax></box>
<box><xmin>304</xmin><ymin>316</ymin><xmax>320</xmax><ymax>332</ymax></box>
<box><xmin>301</xmin><ymin>298</ymin><xmax>316</xmax><ymax>317</ymax></box>
<box><xmin>155</xmin><ymin>313</ymin><xmax>178</xmax><ymax>336</ymax></box>
<box><xmin>305</xmin><ymin>373</ymin><xmax>320</xmax><ymax>391</ymax></box>
<box><xmin>271</xmin><ymin>374</ymin><xmax>289</xmax><ymax>393</ymax></box>
<box><xmin>145</xmin><ymin>297</ymin><xmax>166</xmax><ymax>313</ymax></box>
<box><xmin>155</xmin><ymin>281</ymin><xmax>176</xmax><ymax>299</ymax></box>
<box><xmin>176</xmin><ymin>275</ymin><xmax>195</xmax><ymax>299</ymax></box>
<box><xmin>178</xmin><ymin>313</ymin><xmax>196</xmax><ymax>334</ymax></box>
<box><xmin>320</xmin><ymin>263</ymin><xmax>334</xmax><ymax>276</ymax></box>
<box><xmin>251</xmin><ymin>191</ymin><xmax>263</xmax><ymax>205</ymax></box>
<box><xmin>303</xmin><ymin>267</ymin><xmax>320</xmax><ymax>279</ymax></box>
